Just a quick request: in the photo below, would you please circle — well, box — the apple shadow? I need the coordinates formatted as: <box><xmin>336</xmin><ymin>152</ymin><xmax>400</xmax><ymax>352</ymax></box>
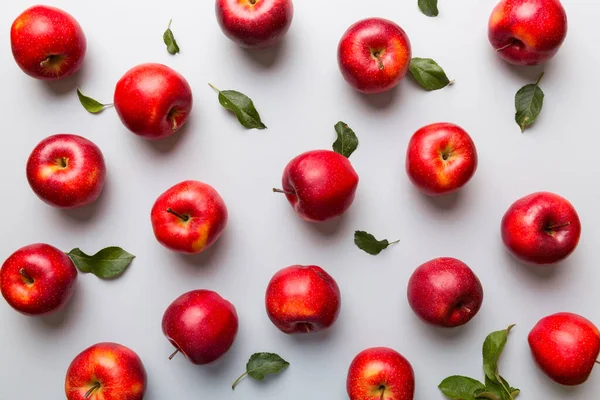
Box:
<box><xmin>528</xmin><ymin>355</ymin><xmax>586</xmax><ymax>398</ymax></box>
<box><xmin>288</xmin><ymin>322</ymin><xmax>341</xmax><ymax>345</ymax></box>
<box><xmin>175</xmin><ymin>230</ymin><xmax>229</xmax><ymax>272</ymax></box>
<box><xmin>198</xmin><ymin>341</ymin><xmax>237</xmax><ymax>378</ymax></box>
<box><xmin>299</xmin><ymin>214</ymin><xmax>350</xmax><ymax>237</ymax></box>
<box><xmin>410</xmin><ymin>311</ymin><xmax>476</xmax><ymax>343</ymax></box>
<box><xmin>237</xmin><ymin>39</ymin><xmax>288</xmax><ymax>69</ymax></box>
<box><xmin>141</xmin><ymin>117</ymin><xmax>194</xmax><ymax>155</ymax></box>
<box><xmin>42</xmin><ymin>63</ymin><xmax>89</xmax><ymax>96</ymax></box>
<box><xmin>58</xmin><ymin>177</ymin><xmax>111</xmax><ymax>223</ymax></box>
<box><xmin>502</xmin><ymin>249</ymin><xmax>570</xmax><ymax>281</ymax></box>
<box><xmin>420</xmin><ymin>190</ymin><xmax>462</xmax><ymax>211</ymax></box>
<box><xmin>352</xmin><ymin>84</ymin><xmax>400</xmax><ymax>110</ymax></box>
<box><xmin>494</xmin><ymin>56</ymin><xmax>546</xmax><ymax>82</ymax></box>
<box><xmin>31</xmin><ymin>283</ymin><xmax>82</xmax><ymax>330</ymax></box>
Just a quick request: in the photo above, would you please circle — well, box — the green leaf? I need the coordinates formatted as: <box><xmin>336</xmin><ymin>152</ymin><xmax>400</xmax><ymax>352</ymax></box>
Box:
<box><xmin>209</xmin><ymin>84</ymin><xmax>267</xmax><ymax>129</ymax></box>
<box><xmin>77</xmin><ymin>88</ymin><xmax>111</xmax><ymax>114</ymax></box>
<box><xmin>354</xmin><ymin>231</ymin><xmax>399</xmax><ymax>255</ymax></box>
<box><xmin>483</xmin><ymin>325</ymin><xmax>515</xmax><ymax>384</ymax></box>
<box><xmin>418</xmin><ymin>0</ymin><xmax>439</xmax><ymax>16</ymax></box>
<box><xmin>163</xmin><ymin>19</ymin><xmax>180</xmax><ymax>55</ymax></box>
<box><xmin>67</xmin><ymin>247</ymin><xmax>135</xmax><ymax>279</ymax></box>
<box><xmin>483</xmin><ymin>376</ymin><xmax>519</xmax><ymax>400</ymax></box>
<box><xmin>515</xmin><ymin>73</ymin><xmax>544</xmax><ymax>132</ymax></box>
<box><xmin>333</xmin><ymin>121</ymin><xmax>359</xmax><ymax>158</ymax></box>
<box><xmin>409</xmin><ymin>58</ymin><xmax>452</xmax><ymax>91</ymax></box>
<box><xmin>232</xmin><ymin>353</ymin><xmax>289</xmax><ymax>390</ymax></box>
<box><xmin>438</xmin><ymin>376</ymin><xmax>486</xmax><ymax>399</ymax></box>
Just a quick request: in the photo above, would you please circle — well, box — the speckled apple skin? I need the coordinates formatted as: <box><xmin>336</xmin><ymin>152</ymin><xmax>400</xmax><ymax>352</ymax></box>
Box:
<box><xmin>151</xmin><ymin>180</ymin><xmax>228</xmax><ymax>255</ymax></box>
<box><xmin>407</xmin><ymin>257</ymin><xmax>483</xmax><ymax>328</ymax></box>
<box><xmin>281</xmin><ymin>150</ymin><xmax>359</xmax><ymax>222</ymax></box>
<box><xmin>347</xmin><ymin>347</ymin><xmax>415</xmax><ymax>400</ymax></box>
<box><xmin>406</xmin><ymin>123</ymin><xmax>478</xmax><ymax>196</ymax></box>
<box><xmin>216</xmin><ymin>0</ymin><xmax>294</xmax><ymax>48</ymax></box>
<box><xmin>501</xmin><ymin>192</ymin><xmax>581</xmax><ymax>264</ymax></box>
<box><xmin>265</xmin><ymin>265</ymin><xmax>341</xmax><ymax>334</ymax></box>
<box><xmin>11</xmin><ymin>5</ymin><xmax>86</xmax><ymax>80</ymax></box>
<box><xmin>0</xmin><ymin>243</ymin><xmax>77</xmax><ymax>316</ymax></box>
<box><xmin>26</xmin><ymin>134</ymin><xmax>106</xmax><ymax>209</ymax></box>
<box><xmin>114</xmin><ymin>63</ymin><xmax>193</xmax><ymax>140</ymax></box>
<box><xmin>338</xmin><ymin>18</ymin><xmax>411</xmax><ymax>94</ymax></box>
<box><xmin>488</xmin><ymin>0</ymin><xmax>567</xmax><ymax>65</ymax></box>
<box><xmin>529</xmin><ymin>313</ymin><xmax>600</xmax><ymax>386</ymax></box>
<box><xmin>162</xmin><ymin>290</ymin><xmax>238</xmax><ymax>365</ymax></box>
<box><xmin>65</xmin><ymin>342</ymin><xmax>147</xmax><ymax>400</ymax></box>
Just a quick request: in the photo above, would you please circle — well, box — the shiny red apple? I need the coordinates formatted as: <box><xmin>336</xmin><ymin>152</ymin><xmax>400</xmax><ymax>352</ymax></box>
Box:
<box><xmin>114</xmin><ymin>63</ymin><xmax>193</xmax><ymax>140</ymax></box>
<box><xmin>265</xmin><ymin>265</ymin><xmax>341</xmax><ymax>334</ymax></box>
<box><xmin>151</xmin><ymin>180</ymin><xmax>228</xmax><ymax>254</ymax></box>
<box><xmin>162</xmin><ymin>290</ymin><xmax>238</xmax><ymax>365</ymax></box>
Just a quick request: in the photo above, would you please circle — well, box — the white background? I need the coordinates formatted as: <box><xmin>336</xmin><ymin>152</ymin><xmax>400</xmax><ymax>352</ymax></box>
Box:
<box><xmin>0</xmin><ymin>0</ymin><xmax>598</xmax><ymax>399</ymax></box>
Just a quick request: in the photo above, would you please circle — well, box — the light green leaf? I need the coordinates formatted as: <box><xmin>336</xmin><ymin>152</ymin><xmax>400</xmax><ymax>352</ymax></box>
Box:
<box><xmin>77</xmin><ymin>88</ymin><xmax>111</xmax><ymax>114</ymax></box>
<box><xmin>409</xmin><ymin>58</ymin><xmax>452</xmax><ymax>90</ymax></box>
<box><xmin>438</xmin><ymin>376</ymin><xmax>486</xmax><ymax>399</ymax></box>
<box><xmin>209</xmin><ymin>84</ymin><xmax>267</xmax><ymax>129</ymax></box>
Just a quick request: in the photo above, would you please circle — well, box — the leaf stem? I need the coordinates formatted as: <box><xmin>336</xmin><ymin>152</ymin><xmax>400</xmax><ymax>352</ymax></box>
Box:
<box><xmin>168</xmin><ymin>348</ymin><xmax>180</xmax><ymax>360</ymax></box>
<box><xmin>84</xmin><ymin>382</ymin><xmax>101</xmax><ymax>399</ymax></box>
<box><xmin>535</xmin><ymin>72</ymin><xmax>545</xmax><ymax>86</ymax></box>
<box><xmin>166</xmin><ymin>208</ymin><xmax>189</xmax><ymax>222</ymax></box>
<box><xmin>208</xmin><ymin>83</ymin><xmax>220</xmax><ymax>92</ymax></box>
<box><xmin>19</xmin><ymin>268</ymin><xmax>34</xmax><ymax>284</ymax></box>
<box><xmin>389</xmin><ymin>240</ymin><xmax>400</xmax><ymax>245</ymax></box>
<box><xmin>231</xmin><ymin>371</ymin><xmax>248</xmax><ymax>390</ymax></box>
<box><xmin>168</xmin><ymin>19</ymin><xmax>172</xmax><ymax>29</ymax></box>
<box><xmin>272</xmin><ymin>188</ymin><xmax>296</xmax><ymax>196</ymax></box>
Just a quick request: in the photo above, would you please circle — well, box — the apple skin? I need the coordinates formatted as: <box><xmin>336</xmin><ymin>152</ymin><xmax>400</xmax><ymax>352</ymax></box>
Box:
<box><xmin>0</xmin><ymin>243</ymin><xmax>77</xmax><ymax>316</ymax></box>
<box><xmin>407</xmin><ymin>257</ymin><xmax>483</xmax><ymax>328</ymax></box>
<box><xmin>338</xmin><ymin>18</ymin><xmax>412</xmax><ymax>94</ymax></box>
<box><xmin>151</xmin><ymin>180</ymin><xmax>228</xmax><ymax>255</ymax></box>
<box><xmin>215</xmin><ymin>0</ymin><xmax>294</xmax><ymax>48</ymax></box>
<box><xmin>162</xmin><ymin>290</ymin><xmax>239</xmax><ymax>365</ymax></box>
<box><xmin>279</xmin><ymin>150</ymin><xmax>359</xmax><ymax>222</ymax></box>
<box><xmin>528</xmin><ymin>312</ymin><xmax>600</xmax><ymax>386</ymax></box>
<box><xmin>26</xmin><ymin>134</ymin><xmax>106</xmax><ymax>209</ymax></box>
<box><xmin>114</xmin><ymin>63</ymin><xmax>193</xmax><ymax>140</ymax></box>
<box><xmin>11</xmin><ymin>5</ymin><xmax>86</xmax><ymax>80</ymax></box>
<box><xmin>265</xmin><ymin>265</ymin><xmax>341</xmax><ymax>334</ymax></box>
<box><xmin>501</xmin><ymin>192</ymin><xmax>581</xmax><ymax>264</ymax></box>
<box><xmin>347</xmin><ymin>347</ymin><xmax>415</xmax><ymax>400</ymax></box>
<box><xmin>65</xmin><ymin>342</ymin><xmax>147</xmax><ymax>400</ymax></box>
<box><xmin>406</xmin><ymin>123</ymin><xmax>478</xmax><ymax>196</ymax></box>
<box><xmin>488</xmin><ymin>0</ymin><xmax>568</xmax><ymax>66</ymax></box>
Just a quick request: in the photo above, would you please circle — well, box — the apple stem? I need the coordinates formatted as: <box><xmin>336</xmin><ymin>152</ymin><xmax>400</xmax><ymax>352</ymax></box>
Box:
<box><xmin>272</xmin><ymin>188</ymin><xmax>295</xmax><ymax>196</ymax></box>
<box><xmin>495</xmin><ymin>39</ymin><xmax>517</xmax><ymax>52</ymax></box>
<box><xmin>379</xmin><ymin>386</ymin><xmax>385</xmax><ymax>400</ymax></box>
<box><xmin>231</xmin><ymin>371</ymin><xmax>249</xmax><ymax>390</ymax></box>
<box><xmin>168</xmin><ymin>348</ymin><xmax>180</xmax><ymax>360</ymax></box>
<box><xmin>166</xmin><ymin>208</ymin><xmax>190</xmax><ymax>222</ymax></box>
<box><xmin>19</xmin><ymin>268</ymin><xmax>34</xmax><ymax>284</ymax></box>
<box><xmin>84</xmin><ymin>382</ymin><xmax>101</xmax><ymax>399</ymax></box>
<box><xmin>546</xmin><ymin>222</ymin><xmax>570</xmax><ymax>231</ymax></box>
<box><xmin>595</xmin><ymin>360</ymin><xmax>600</xmax><ymax>365</ymax></box>
<box><xmin>460</xmin><ymin>305</ymin><xmax>472</xmax><ymax>314</ymax></box>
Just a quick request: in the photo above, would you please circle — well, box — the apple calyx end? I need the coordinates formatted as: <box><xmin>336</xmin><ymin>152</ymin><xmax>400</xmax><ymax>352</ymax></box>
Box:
<box><xmin>370</xmin><ymin>49</ymin><xmax>385</xmax><ymax>70</ymax></box>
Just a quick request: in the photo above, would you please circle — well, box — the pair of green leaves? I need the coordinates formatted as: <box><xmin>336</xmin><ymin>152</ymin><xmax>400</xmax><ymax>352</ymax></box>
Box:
<box><xmin>163</xmin><ymin>19</ymin><xmax>180</xmax><ymax>55</ymax></box>
<box><xmin>354</xmin><ymin>231</ymin><xmax>399</xmax><ymax>255</ymax></box>
<box><xmin>232</xmin><ymin>353</ymin><xmax>290</xmax><ymax>390</ymax></box>
<box><xmin>66</xmin><ymin>247</ymin><xmax>135</xmax><ymax>279</ymax></box>
<box><xmin>439</xmin><ymin>325</ymin><xmax>520</xmax><ymax>400</ymax></box>
<box><xmin>419</xmin><ymin>0</ymin><xmax>439</xmax><ymax>17</ymax></box>
<box><xmin>409</xmin><ymin>58</ymin><xmax>452</xmax><ymax>91</ymax></box>
<box><xmin>210</xmin><ymin>84</ymin><xmax>267</xmax><ymax>130</ymax></box>
<box><xmin>515</xmin><ymin>73</ymin><xmax>545</xmax><ymax>133</ymax></box>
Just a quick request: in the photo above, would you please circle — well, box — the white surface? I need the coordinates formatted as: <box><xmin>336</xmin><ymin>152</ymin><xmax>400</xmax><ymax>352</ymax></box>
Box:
<box><xmin>0</xmin><ymin>0</ymin><xmax>598</xmax><ymax>399</ymax></box>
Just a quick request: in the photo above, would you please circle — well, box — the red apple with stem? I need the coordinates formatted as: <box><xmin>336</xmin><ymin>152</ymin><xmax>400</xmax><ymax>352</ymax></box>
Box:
<box><xmin>114</xmin><ymin>63</ymin><xmax>193</xmax><ymax>140</ymax></box>
<box><xmin>0</xmin><ymin>243</ymin><xmax>77</xmax><ymax>316</ymax></box>
<box><xmin>162</xmin><ymin>290</ymin><xmax>238</xmax><ymax>365</ymax></box>
<box><xmin>11</xmin><ymin>5</ymin><xmax>86</xmax><ymax>80</ymax></box>
<box><xmin>65</xmin><ymin>342</ymin><xmax>146</xmax><ymax>400</ymax></box>
<box><xmin>215</xmin><ymin>0</ymin><xmax>294</xmax><ymax>48</ymax></box>
<box><xmin>488</xmin><ymin>0</ymin><xmax>568</xmax><ymax>66</ymax></box>
<box><xmin>529</xmin><ymin>312</ymin><xmax>600</xmax><ymax>386</ymax></box>
<box><xmin>407</xmin><ymin>257</ymin><xmax>483</xmax><ymax>328</ymax></box>
<box><xmin>274</xmin><ymin>150</ymin><xmax>359</xmax><ymax>222</ymax></box>
<box><xmin>26</xmin><ymin>134</ymin><xmax>106</xmax><ymax>209</ymax></box>
<box><xmin>406</xmin><ymin>123</ymin><xmax>478</xmax><ymax>196</ymax></box>
<box><xmin>501</xmin><ymin>192</ymin><xmax>581</xmax><ymax>264</ymax></box>
<box><xmin>347</xmin><ymin>347</ymin><xmax>415</xmax><ymax>400</ymax></box>
<box><xmin>338</xmin><ymin>18</ymin><xmax>412</xmax><ymax>94</ymax></box>
<box><xmin>265</xmin><ymin>265</ymin><xmax>341</xmax><ymax>334</ymax></box>
<box><xmin>151</xmin><ymin>180</ymin><xmax>228</xmax><ymax>255</ymax></box>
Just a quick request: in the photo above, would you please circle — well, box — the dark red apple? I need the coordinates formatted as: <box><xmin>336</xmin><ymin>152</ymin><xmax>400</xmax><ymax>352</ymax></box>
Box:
<box><xmin>114</xmin><ymin>63</ymin><xmax>193</xmax><ymax>140</ymax></box>
<box><xmin>501</xmin><ymin>192</ymin><xmax>581</xmax><ymax>264</ymax></box>
<box><xmin>265</xmin><ymin>265</ymin><xmax>341</xmax><ymax>334</ymax></box>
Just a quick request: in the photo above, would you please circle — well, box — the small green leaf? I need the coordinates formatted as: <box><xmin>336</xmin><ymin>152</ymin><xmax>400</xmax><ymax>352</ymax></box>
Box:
<box><xmin>77</xmin><ymin>88</ymin><xmax>111</xmax><ymax>114</ymax></box>
<box><xmin>209</xmin><ymin>84</ymin><xmax>267</xmax><ymax>129</ymax></box>
<box><xmin>409</xmin><ymin>58</ymin><xmax>452</xmax><ymax>90</ymax></box>
<box><xmin>232</xmin><ymin>353</ymin><xmax>289</xmax><ymax>390</ymax></box>
<box><xmin>354</xmin><ymin>231</ymin><xmax>399</xmax><ymax>255</ymax></box>
<box><xmin>515</xmin><ymin>73</ymin><xmax>544</xmax><ymax>132</ymax></box>
<box><xmin>67</xmin><ymin>247</ymin><xmax>135</xmax><ymax>279</ymax></box>
<box><xmin>333</xmin><ymin>121</ymin><xmax>359</xmax><ymax>158</ymax></box>
<box><xmin>438</xmin><ymin>376</ymin><xmax>486</xmax><ymax>399</ymax></box>
<box><xmin>418</xmin><ymin>0</ymin><xmax>439</xmax><ymax>16</ymax></box>
<box><xmin>483</xmin><ymin>376</ymin><xmax>518</xmax><ymax>400</ymax></box>
<box><xmin>163</xmin><ymin>19</ymin><xmax>180</xmax><ymax>55</ymax></box>
<box><xmin>483</xmin><ymin>325</ymin><xmax>515</xmax><ymax>384</ymax></box>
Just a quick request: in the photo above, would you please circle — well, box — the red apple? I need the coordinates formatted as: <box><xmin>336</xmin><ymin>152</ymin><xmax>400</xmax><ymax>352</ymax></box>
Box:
<box><xmin>0</xmin><ymin>243</ymin><xmax>77</xmax><ymax>316</ymax></box>
<box><xmin>407</xmin><ymin>257</ymin><xmax>483</xmax><ymax>328</ymax></box>
<box><xmin>501</xmin><ymin>192</ymin><xmax>581</xmax><ymax>264</ymax></box>
<box><xmin>338</xmin><ymin>18</ymin><xmax>411</xmax><ymax>94</ymax></box>
<box><xmin>529</xmin><ymin>312</ymin><xmax>600</xmax><ymax>386</ymax></box>
<box><xmin>114</xmin><ymin>63</ymin><xmax>193</xmax><ymax>140</ymax></box>
<box><xmin>275</xmin><ymin>150</ymin><xmax>359</xmax><ymax>222</ymax></box>
<box><xmin>347</xmin><ymin>347</ymin><xmax>415</xmax><ymax>400</ymax></box>
<box><xmin>265</xmin><ymin>265</ymin><xmax>341</xmax><ymax>334</ymax></box>
<box><xmin>215</xmin><ymin>0</ymin><xmax>294</xmax><ymax>48</ymax></box>
<box><xmin>65</xmin><ymin>342</ymin><xmax>147</xmax><ymax>400</ymax></box>
<box><xmin>11</xmin><ymin>5</ymin><xmax>86</xmax><ymax>80</ymax></box>
<box><xmin>26</xmin><ymin>134</ymin><xmax>106</xmax><ymax>209</ymax></box>
<box><xmin>406</xmin><ymin>123</ymin><xmax>478</xmax><ymax>196</ymax></box>
<box><xmin>162</xmin><ymin>290</ymin><xmax>238</xmax><ymax>365</ymax></box>
<box><xmin>488</xmin><ymin>0</ymin><xmax>568</xmax><ymax>66</ymax></box>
